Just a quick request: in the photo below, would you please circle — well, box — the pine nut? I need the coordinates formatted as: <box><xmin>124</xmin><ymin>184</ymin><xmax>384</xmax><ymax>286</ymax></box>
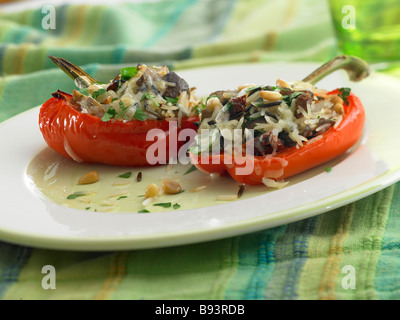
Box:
<box><xmin>237</xmin><ymin>83</ymin><xmax>256</xmax><ymax>91</ymax></box>
<box><xmin>102</xmin><ymin>96</ymin><xmax>113</xmax><ymax>104</ymax></box>
<box><xmin>334</xmin><ymin>103</ymin><xmax>344</xmax><ymax>114</ymax></box>
<box><xmin>314</xmin><ymin>88</ymin><xmax>328</xmax><ymax>97</ymax></box>
<box><xmin>161</xmin><ymin>180</ymin><xmax>182</xmax><ymax>195</ymax></box>
<box><xmin>78</xmin><ymin>171</ymin><xmax>99</xmax><ymax>185</ymax></box>
<box><xmin>222</xmin><ymin>92</ymin><xmax>237</xmax><ymax>99</ymax></box>
<box><xmin>329</xmin><ymin>95</ymin><xmax>343</xmax><ymax>105</ymax></box>
<box><xmin>145</xmin><ymin>183</ymin><xmax>159</xmax><ymax>198</ymax></box>
<box><xmin>206</xmin><ymin>97</ymin><xmax>222</xmax><ymax>110</ymax></box>
<box><xmin>276</xmin><ymin>79</ymin><xmax>291</xmax><ymax>88</ymax></box>
<box><xmin>259</xmin><ymin>90</ymin><xmax>282</xmax><ymax>101</ymax></box>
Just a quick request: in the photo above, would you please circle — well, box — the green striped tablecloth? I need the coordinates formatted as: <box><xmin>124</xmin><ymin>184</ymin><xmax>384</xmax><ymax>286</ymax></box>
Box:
<box><xmin>1</xmin><ymin>0</ymin><xmax>400</xmax><ymax>300</ymax></box>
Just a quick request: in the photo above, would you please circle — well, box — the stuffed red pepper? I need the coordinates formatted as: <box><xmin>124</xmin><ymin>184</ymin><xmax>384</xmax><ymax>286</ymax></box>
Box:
<box><xmin>40</xmin><ymin>59</ymin><xmax>200</xmax><ymax>166</ymax></box>
<box><xmin>188</xmin><ymin>79</ymin><xmax>365</xmax><ymax>186</ymax></box>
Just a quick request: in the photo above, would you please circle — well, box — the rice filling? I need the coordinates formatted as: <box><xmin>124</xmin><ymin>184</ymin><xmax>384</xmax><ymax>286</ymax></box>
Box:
<box><xmin>193</xmin><ymin>80</ymin><xmax>346</xmax><ymax>157</ymax></box>
<box><xmin>71</xmin><ymin>64</ymin><xmax>200</xmax><ymax>123</ymax></box>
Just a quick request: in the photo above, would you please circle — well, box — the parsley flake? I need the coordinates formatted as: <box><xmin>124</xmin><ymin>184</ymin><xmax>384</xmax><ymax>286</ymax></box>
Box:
<box><xmin>76</xmin><ymin>88</ymin><xmax>89</xmax><ymax>96</ymax></box>
<box><xmin>153</xmin><ymin>202</ymin><xmax>172</xmax><ymax>208</ymax></box>
<box><xmin>165</xmin><ymin>97</ymin><xmax>179</xmax><ymax>105</ymax></box>
<box><xmin>138</xmin><ymin>209</ymin><xmax>150</xmax><ymax>213</ymax></box>
<box><xmin>115</xmin><ymin>101</ymin><xmax>128</xmax><ymax>120</ymax></box>
<box><xmin>133</xmin><ymin>108</ymin><xmax>147</xmax><ymax>121</ymax></box>
<box><xmin>282</xmin><ymin>91</ymin><xmax>303</xmax><ymax>106</ymax></box>
<box><xmin>92</xmin><ymin>88</ymin><xmax>107</xmax><ymax>100</ymax></box>
<box><xmin>121</xmin><ymin>67</ymin><xmax>139</xmax><ymax>81</ymax></box>
<box><xmin>338</xmin><ymin>87</ymin><xmax>351</xmax><ymax>104</ymax></box>
<box><xmin>183</xmin><ymin>165</ymin><xmax>197</xmax><ymax>175</ymax></box>
<box><xmin>101</xmin><ymin>107</ymin><xmax>116</xmax><ymax>122</ymax></box>
<box><xmin>67</xmin><ymin>191</ymin><xmax>87</xmax><ymax>200</ymax></box>
<box><xmin>195</xmin><ymin>104</ymin><xmax>206</xmax><ymax>115</ymax></box>
<box><xmin>222</xmin><ymin>101</ymin><xmax>233</xmax><ymax>113</ymax></box>
<box><xmin>141</xmin><ymin>92</ymin><xmax>160</xmax><ymax>107</ymax></box>
<box><xmin>173</xmin><ymin>203</ymin><xmax>181</xmax><ymax>210</ymax></box>
<box><xmin>118</xmin><ymin>172</ymin><xmax>132</xmax><ymax>178</ymax></box>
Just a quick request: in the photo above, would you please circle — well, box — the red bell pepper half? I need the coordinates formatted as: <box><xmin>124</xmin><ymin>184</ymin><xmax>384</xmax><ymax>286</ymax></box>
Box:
<box><xmin>39</xmin><ymin>91</ymin><xmax>199</xmax><ymax>167</ymax></box>
<box><xmin>188</xmin><ymin>89</ymin><xmax>365</xmax><ymax>185</ymax></box>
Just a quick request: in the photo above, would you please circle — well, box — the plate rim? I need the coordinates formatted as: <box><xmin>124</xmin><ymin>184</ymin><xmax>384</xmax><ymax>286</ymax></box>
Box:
<box><xmin>1</xmin><ymin>62</ymin><xmax>400</xmax><ymax>251</ymax></box>
<box><xmin>0</xmin><ymin>162</ymin><xmax>398</xmax><ymax>251</ymax></box>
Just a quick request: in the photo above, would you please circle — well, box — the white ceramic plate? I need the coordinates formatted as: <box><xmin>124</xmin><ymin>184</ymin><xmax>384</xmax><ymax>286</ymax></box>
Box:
<box><xmin>1</xmin><ymin>62</ymin><xmax>399</xmax><ymax>251</ymax></box>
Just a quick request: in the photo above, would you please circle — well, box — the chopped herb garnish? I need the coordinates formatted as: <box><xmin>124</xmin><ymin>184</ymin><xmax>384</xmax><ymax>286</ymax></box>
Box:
<box><xmin>76</xmin><ymin>88</ymin><xmax>89</xmax><ymax>96</ymax></box>
<box><xmin>246</xmin><ymin>86</ymin><xmax>261</xmax><ymax>92</ymax></box>
<box><xmin>117</xmin><ymin>196</ymin><xmax>128</xmax><ymax>200</ymax></box>
<box><xmin>92</xmin><ymin>88</ymin><xmax>107</xmax><ymax>100</ymax></box>
<box><xmin>118</xmin><ymin>172</ymin><xmax>132</xmax><ymax>178</ymax></box>
<box><xmin>222</xmin><ymin>101</ymin><xmax>233</xmax><ymax>113</ymax></box>
<box><xmin>196</xmin><ymin>95</ymin><xmax>218</xmax><ymax>114</ymax></box>
<box><xmin>282</xmin><ymin>91</ymin><xmax>302</xmax><ymax>106</ymax></box>
<box><xmin>173</xmin><ymin>203</ymin><xmax>181</xmax><ymax>210</ymax></box>
<box><xmin>165</xmin><ymin>97</ymin><xmax>179</xmax><ymax>104</ymax></box>
<box><xmin>140</xmin><ymin>93</ymin><xmax>150</xmax><ymax>102</ymax></box>
<box><xmin>195</xmin><ymin>104</ymin><xmax>206</xmax><ymax>115</ymax></box>
<box><xmin>137</xmin><ymin>194</ymin><xmax>145</xmax><ymax>197</ymax></box>
<box><xmin>121</xmin><ymin>67</ymin><xmax>139</xmax><ymax>81</ymax></box>
<box><xmin>115</xmin><ymin>101</ymin><xmax>128</xmax><ymax>120</ymax></box>
<box><xmin>67</xmin><ymin>191</ymin><xmax>87</xmax><ymax>200</ymax></box>
<box><xmin>140</xmin><ymin>92</ymin><xmax>160</xmax><ymax>107</ymax></box>
<box><xmin>153</xmin><ymin>202</ymin><xmax>172</xmax><ymax>208</ymax></box>
<box><xmin>325</xmin><ymin>167</ymin><xmax>332</xmax><ymax>173</ymax></box>
<box><xmin>138</xmin><ymin>209</ymin><xmax>150</xmax><ymax>213</ymax></box>
<box><xmin>206</xmin><ymin>94</ymin><xmax>219</xmax><ymax>102</ymax></box>
<box><xmin>133</xmin><ymin>107</ymin><xmax>147</xmax><ymax>121</ymax></box>
<box><xmin>245</xmin><ymin>86</ymin><xmax>262</xmax><ymax>96</ymax></box>
<box><xmin>85</xmin><ymin>207</ymin><xmax>91</xmax><ymax>210</ymax></box>
<box><xmin>183</xmin><ymin>165</ymin><xmax>197</xmax><ymax>175</ymax></box>
<box><xmin>338</xmin><ymin>87</ymin><xmax>351</xmax><ymax>104</ymax></box>
<box><xmin>101</xmin><ymin>107</ymin><xmax>116</xmax><ymax>122</ymax></box>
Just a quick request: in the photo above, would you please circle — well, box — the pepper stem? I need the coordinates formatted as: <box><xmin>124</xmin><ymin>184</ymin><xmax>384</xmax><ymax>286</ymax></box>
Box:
<box><xmin>49</xmin><ymin>56</ymin><xmax>99</xmax><ymax>89</ymax></box>
<box><xmin>302</xmin><ymin>55</ymin><xmax>370</xmax><ymax>85</ymax></box>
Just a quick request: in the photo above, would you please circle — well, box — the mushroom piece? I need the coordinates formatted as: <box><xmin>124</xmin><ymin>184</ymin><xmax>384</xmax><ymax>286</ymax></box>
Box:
<box><xmin>162</xmin><ymin>72</ymin><xmax>190</xmax><ymax>99</ymax></box>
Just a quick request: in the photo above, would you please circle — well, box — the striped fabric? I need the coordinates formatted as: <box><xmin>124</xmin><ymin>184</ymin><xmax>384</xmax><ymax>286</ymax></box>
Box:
<box><xmin>1</xmin><ymin>0</ymin><xmax>400</xmax><ymax>300</ymax></box>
